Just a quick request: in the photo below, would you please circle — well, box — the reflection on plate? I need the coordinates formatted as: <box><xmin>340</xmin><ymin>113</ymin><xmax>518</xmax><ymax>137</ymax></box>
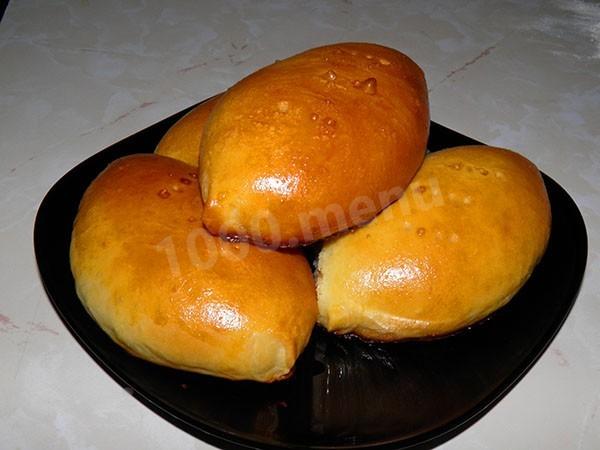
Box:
<box><xmin>34</xmin><ymin>102</ymin><xmax>587</xmax><ymax>449</ymax></box>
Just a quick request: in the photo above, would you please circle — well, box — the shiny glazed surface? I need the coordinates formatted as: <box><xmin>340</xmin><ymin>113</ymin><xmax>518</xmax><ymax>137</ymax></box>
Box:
<box><xmin>199</xmin><ymin>42</ymin><xmax>429</xmax><ymax>246</ymax></box>
<box><xmin>70</xmin><ymin>154</ymin><xmax>317</xmax><ymax>382</ymax></box>
<box><xmin>155</xmin><ymin>95</ymin><xmax>221</xmax><ymax>166</ymax></box>
<box><xmin>317</xmin><ymin>146</ymin><xmax>552</xmax><ymax>340</ymax></box>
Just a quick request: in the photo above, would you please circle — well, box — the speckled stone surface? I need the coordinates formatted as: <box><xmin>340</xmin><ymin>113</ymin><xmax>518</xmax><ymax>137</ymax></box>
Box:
<box><xmin>1</xmin><ymin>1</ymin><xmax>599</xmax><ymax>448</ymax></box>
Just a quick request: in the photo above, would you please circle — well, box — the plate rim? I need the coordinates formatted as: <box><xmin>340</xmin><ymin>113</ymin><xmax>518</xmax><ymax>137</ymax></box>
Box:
<box><xmin>33</xmin><ymin>115</ymin><xmax>588</xmax><ymax>450</ymax></box>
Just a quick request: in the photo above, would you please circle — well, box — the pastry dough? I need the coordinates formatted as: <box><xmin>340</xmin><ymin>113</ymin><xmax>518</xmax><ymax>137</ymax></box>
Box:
<box><xmin>155</xmin><ymin>95</ymin><xmax>221</xmax><ymax>166</ymax></box>
<box><xmin>199</xmin><ymin>42</ymin><xmax>429</xmax><ymax>246</ymax></box>
<box><xmin>316</xmin><ymin>146</ymin><xmax>551</xmax><ymax>340</ymax></box>
<box><xmin>70</xmin><ymin>154</ymin><xmax>317</xmax><ymax>381</ymax></box>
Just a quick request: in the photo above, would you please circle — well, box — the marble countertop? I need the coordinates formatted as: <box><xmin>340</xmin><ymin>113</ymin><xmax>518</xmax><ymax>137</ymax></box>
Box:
<box><xmin>1</xmin><ymin>0</ymin><xmax>598</xmax><ymax>448</ymax></box>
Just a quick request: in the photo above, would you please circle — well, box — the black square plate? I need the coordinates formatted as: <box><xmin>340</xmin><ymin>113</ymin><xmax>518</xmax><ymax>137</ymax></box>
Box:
<box><xmin>34</xmin><ymin>100</ymin><xmax>587</xmax><ymax>449</ymax></box>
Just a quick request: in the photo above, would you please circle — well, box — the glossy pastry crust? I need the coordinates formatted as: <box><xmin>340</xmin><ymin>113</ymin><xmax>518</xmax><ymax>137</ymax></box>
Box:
<box><xmin>70</xmin><ymin>154</ymin><xmax>317</xmax><ymax>382</ymax></box>
<box><xmin>316</xmin><ymin>146</ymin><xmax>551</xmax><ymax>340</ymax></box>
<box><xmin>199</xmin><ymin>42</ymin><xmax>429</xmax><ymax>247</ymax></box>
<box><xmin>155</xmin><ymin>94</ymin><xmax>221</xmax><ymax>166</ymax></box>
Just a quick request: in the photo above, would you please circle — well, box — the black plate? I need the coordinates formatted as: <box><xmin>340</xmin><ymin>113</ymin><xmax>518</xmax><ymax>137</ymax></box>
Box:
<box><xmin>34</xmin><ymin>101</ymin><xmax>587</xmax><ymax>449</ymax></box>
